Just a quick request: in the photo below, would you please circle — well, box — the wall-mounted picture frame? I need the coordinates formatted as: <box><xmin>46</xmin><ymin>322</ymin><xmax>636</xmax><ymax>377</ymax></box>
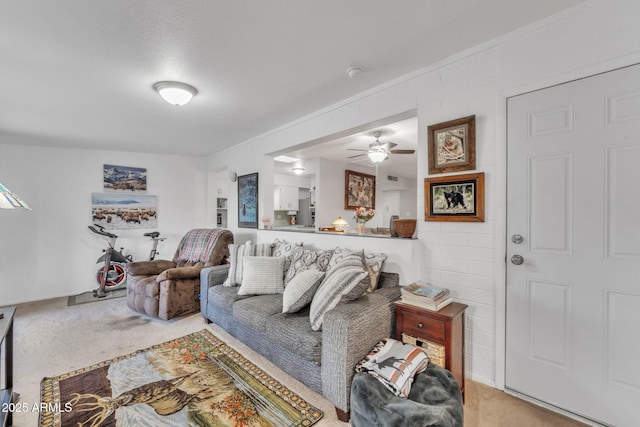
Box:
<box><xmin>103</xmin><ymin>164</ymin><xmax>147</xmax><ymax>192</ymax></box>
<box><xmin>424</xmin><ymin>172</ymin><xmax>484</xmax><ymax>222</ymax></box>
<box><xmin>345</xmin><ymin>169</ymin><xmax>376</xmax><ymax>210</ymax></box>
<box><xmin>238</xmin><ymin>173</ymin><xmax>258</xmax><ymax>228</ymax></box>
<box><xmin>428</xmin><ymin>115</ymin><xmax>476</xmax><ymax>174</ymax></box>
<box><xmin>91</xmin><ymin>193</ymin><xmax>157</xmax><ymax>229</ymax></box>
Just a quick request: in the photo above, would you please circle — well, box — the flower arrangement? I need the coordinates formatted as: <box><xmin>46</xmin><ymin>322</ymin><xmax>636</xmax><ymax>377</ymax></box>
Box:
<box><xmin>354</xmin><ymin>207</ymin><xmax>376</xmax><ymax>224</ymax></box>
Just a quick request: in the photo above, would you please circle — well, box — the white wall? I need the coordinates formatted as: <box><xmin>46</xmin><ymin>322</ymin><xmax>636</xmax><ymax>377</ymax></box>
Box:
<box><xmin>206</xmin><ymin>0</ymin><xmax>640</xmax><ymax>387</ymax></box>
<box><xmin>0</xmin><ymin>141</ymin><xmax>210</xmax><ymax>305</ymax></box>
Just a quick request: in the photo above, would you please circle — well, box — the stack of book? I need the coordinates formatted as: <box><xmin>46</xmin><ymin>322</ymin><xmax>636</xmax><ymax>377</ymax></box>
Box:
<box><xmin>400</xmin><ymin>281</ymin><xmax>452</xmax><ymax>311</ymax></box>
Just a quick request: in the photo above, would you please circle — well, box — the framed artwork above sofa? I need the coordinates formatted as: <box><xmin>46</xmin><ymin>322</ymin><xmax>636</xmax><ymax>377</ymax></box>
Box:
<box><xmin>238</xmin><ymin>172</ymin><xmax>258</xmax><ymax>228</ymax></box>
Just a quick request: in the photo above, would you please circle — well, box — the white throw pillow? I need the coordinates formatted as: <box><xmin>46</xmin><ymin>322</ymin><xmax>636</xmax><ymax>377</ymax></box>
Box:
<box><xmin>238</xmin><ymin>256</ymin><xmax>285</xmax><ymax>295</ymax></box>
<box><xmin>224</xmin><ymin>242</ymin><xmax>273</xmax><ymax>287</ymax></box>
<box><xmin>282</xmin><ymin>270</ymin><xmax>325</xmax><ymax>314</ymax></box>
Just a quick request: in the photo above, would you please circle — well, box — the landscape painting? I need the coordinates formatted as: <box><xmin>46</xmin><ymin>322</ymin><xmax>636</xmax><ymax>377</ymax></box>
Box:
<box><xmin>104</xmin><ymin>164</ymin><xmax>147</xmax><ymax>192</ymax></box>
<box><xmin>91</xmin><ymin>193</ymin><xmax>157</xmax><ymax>229</ymax></box>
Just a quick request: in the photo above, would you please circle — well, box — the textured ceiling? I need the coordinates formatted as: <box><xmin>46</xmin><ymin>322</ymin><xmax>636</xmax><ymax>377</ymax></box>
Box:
<box><xmin>0</xmin><ymin>0</ymin><xmax>583</xmax><ymax>156</ymax></box>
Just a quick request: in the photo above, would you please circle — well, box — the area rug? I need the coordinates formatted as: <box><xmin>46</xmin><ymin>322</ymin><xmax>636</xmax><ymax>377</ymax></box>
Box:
<box><xmin>40</xmin><ymin>329</ymin><xmax>323</xmax><ymax>426</ymax></box>
<box><xmin>67</xmin><ymin>289</ymin><xmax>127</xmax><ymax>306</ymax></box>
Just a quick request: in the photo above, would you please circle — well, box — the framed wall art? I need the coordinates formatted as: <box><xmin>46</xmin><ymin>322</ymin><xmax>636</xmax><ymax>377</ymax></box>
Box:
<box><xmin>238</xmin><ymin>172</ymin><xmax>258</xmax><ymax>228</ymax></box>
<box><xmin>345</xmin><ymin>169</ymin><xmax>376</xmax><ymax>210</ymax></box>
<box><xmin>91</xmin><ymin>193</ymin><xmax>157</xmax><ymax>229</ymax></box>
<box><xmin>424</xmin><ymin>172</ymin><xmax>484</xmax><ymax>222</ymax></box>
<box><xmin>103</xmin><ymin>164</ymin><xmax>147</xmax><ymax>192</ymax></box>
<box><xmin>428</xmin><ymin>115</ymin><xmax>476</xmax><ymax>174</ymax></box>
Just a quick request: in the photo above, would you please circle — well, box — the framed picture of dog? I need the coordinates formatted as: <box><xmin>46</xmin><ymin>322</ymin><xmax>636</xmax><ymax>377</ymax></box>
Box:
<box><xmin>424</xmin><ymin>172</ymin><xmax>484</xmax><ymax>222</ymax></box>
<box><xmin>428</xmin><ymin>115</ymin><xmax>475</xmax><ymax>174</ymax></box>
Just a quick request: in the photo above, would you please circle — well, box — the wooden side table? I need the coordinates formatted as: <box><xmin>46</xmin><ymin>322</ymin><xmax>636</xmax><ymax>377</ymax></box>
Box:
<box><xmin>394</xmin><ymin>301</ymin><xmax>467</xmax><ymax>398</ymax></box>
<box><xmin>0</xmin><ymin>306</ymin><xmax>15</xmax><ymax>427</ymax></box>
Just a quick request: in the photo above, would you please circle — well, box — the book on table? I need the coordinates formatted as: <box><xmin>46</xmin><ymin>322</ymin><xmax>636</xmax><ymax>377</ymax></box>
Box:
<box><xmin>401</xmin><ymin>296</ymin><xmax>453</xmax><ymax>311</ymax></box>
<box><xmin>402</xmin><ymin>281</ymin><xmax>448</xmax><ymax>299</ymax></box>
<box><xmin>401</xmin><ymin>281</ymin><xmax>452</xmax><ymax>311</ymax></box>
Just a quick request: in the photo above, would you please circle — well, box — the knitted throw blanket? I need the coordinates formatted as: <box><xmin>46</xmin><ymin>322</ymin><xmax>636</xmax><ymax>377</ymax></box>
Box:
<box><xmin>176</xmin><ymin>229</ymin><xmax>225</xmax><ymax>264</ymax></box>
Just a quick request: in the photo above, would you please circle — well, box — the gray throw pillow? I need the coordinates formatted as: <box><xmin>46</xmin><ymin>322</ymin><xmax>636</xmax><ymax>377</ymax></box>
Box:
<box><xmin>282</xmin><ymin>270</ymin><xmax>325</xmax><ymax>313</ymax></box>
<box><xmin>309</xmin><ymin>255</ymin><xmax>368</xmax><ymax>331</ymax></box>
<box><xmin>272</xmin><ymin>238</ymin><xmax>303</xmax><ymax>274</ymax></box>
<box><xmin>326</xmin><ymin>247</ymin><xmax>386</xmax><ymax>294</ymax></box>
<box><xmin>284</xmin><ymin>247</ymin><xmax>333</xmax><ymax>286</ymax></box>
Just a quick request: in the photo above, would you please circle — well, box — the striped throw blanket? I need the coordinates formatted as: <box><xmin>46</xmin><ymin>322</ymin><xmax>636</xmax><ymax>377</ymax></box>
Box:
<box><xmin>356</xmin><ymin>338</ymin><xmax>429</xmax><ymax>398</ymax></box>
<box><xmin>176</xmin><ymin>229</ymin><xmax>226</xmax><ymax>264</ymax></box>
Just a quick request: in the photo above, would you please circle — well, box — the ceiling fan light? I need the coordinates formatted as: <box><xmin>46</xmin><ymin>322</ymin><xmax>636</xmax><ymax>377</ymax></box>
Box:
<box><xmin>153</xmin><ymin>81</ymin><xmax>198</xmax><ymax>106</ymax></box>
<box><xmin>368</xmin><ymin>150</ymin><xmax>387</xmax><ymax>163</ymax></box>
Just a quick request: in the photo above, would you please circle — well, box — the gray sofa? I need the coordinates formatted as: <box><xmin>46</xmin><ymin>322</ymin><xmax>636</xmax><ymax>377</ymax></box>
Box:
<box><xmin>200</xmin><ymin>263</ymin><xmax>401</xmax><ymax>421</ymax></box>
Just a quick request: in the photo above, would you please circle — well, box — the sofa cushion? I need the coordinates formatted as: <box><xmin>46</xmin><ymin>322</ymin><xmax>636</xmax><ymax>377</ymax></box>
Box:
<box><xmin>238</xmin><ymin>256</ymin><xmax>285</xmax><ymax>295</ymax></box>
<box><xmin>309</xmin><ymin>256</ymin><xmax>368</xmax><ymax>331</ymax></box>
<box><xmin>224</xmin><ymin>242</ymin><xmax>273</xmax><ymax>287</ymax></box>
<box><xmin>266</xmin><ymin>309</ymin><xmax>323</xmax><ymax>365</ymax></box>
<box><xmin>282</xmin><ymin>270</ymin><xmax>325</xmax><ymax>313</ymax></box>
<box><xmin>208</xmin><ymin>284</ymin><xmax>252</xmax><ymax>310</ymax></box>
<box><xmin>233</xmin><ymin>295</ymin><xmax>283</xmax><ymax>333</ymax></box>
<box><xmin>284</xmin><ymin>247</ymin><xmax>334</xmax><ymax>286</ymax></box>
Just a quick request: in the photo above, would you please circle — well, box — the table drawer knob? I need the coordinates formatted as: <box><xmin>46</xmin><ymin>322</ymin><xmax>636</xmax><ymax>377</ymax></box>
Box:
<box><xmin>417</xmin><ymin>323</ymin><xmax>423</xmax><ymax>328</ymax></box>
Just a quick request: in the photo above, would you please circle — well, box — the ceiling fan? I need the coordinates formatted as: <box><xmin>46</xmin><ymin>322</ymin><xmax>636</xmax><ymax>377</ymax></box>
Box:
<box><xmin>347</xmin><ymin>130</ymin><xmax>415</xmax><ymax>163</ymax></box>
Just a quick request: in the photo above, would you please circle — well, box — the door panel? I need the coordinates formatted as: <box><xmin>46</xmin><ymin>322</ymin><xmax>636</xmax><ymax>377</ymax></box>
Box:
<box><xmin>506</xmin><ymin>64</ymin><xmax>640</xmax><ymax>427</ymax></box>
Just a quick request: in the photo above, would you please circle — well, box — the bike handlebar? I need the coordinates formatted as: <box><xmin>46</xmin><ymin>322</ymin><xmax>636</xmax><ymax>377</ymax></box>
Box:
<box><xmin>88</xmin><ymin>225</ymin><xmax>118</xmax><ymax>239</ymax></box>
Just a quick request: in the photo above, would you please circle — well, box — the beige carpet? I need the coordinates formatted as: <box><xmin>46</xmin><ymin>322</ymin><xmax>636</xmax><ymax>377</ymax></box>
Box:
<box><xmin>10</xmin><ymin>296</ymin><xmax>589</xmax><ymax>426</ymax></box>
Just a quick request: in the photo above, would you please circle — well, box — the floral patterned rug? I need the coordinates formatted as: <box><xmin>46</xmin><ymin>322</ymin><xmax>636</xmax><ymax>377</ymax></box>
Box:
<box><xmin>40</xmin><ymin>329</ymin><xmax>323</xmax><ymax>426</ymax></box>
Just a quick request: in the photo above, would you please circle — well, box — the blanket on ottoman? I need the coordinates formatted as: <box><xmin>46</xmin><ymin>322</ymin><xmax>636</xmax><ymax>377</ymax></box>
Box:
<box><xmin>350</xmin><ymin>363</ymin><xmax>463</xmax><ymax>427</ymax></box>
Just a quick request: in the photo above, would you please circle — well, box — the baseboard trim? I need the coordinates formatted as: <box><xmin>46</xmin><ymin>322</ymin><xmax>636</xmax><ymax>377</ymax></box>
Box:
<box><xmin>504</xmin><ymin>387</ymin><xmax>610</xmax><ymax>427</ymax></box>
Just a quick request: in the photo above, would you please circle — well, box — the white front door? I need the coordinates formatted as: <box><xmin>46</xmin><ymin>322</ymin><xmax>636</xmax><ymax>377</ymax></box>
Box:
<box><xmin>506</xmin><ymin>64</ymin><xmax>640</xmax><ymax>427</ymax></box>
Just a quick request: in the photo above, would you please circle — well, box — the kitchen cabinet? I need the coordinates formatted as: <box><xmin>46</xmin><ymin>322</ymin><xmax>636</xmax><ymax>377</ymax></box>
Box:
<box><xmin>274</xmin><ymin>185</ymin><xmax>299</xmax><ymax>211</ymax></box>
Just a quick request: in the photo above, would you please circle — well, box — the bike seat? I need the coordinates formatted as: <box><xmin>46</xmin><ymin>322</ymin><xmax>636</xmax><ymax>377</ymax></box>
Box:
<box><xmin>144</xmin><ymin>232</ymin><xmax>160</xmax><ymax>238</ymax></box>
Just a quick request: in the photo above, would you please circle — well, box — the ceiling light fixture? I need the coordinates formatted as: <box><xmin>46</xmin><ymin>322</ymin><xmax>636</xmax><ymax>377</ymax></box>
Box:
<box><xmin>368</xmin><ymin>146</ymin><xmax>388</xmax><ymax>163</ymax></box>
<box><xmin>291</xmin><ymin>167</ymin><xmax>305</xmax><ymax>175</ymax></box>
<box><xmin>153</xmin><ymin>81</ymin><xmax>198</xmax><ymax>106</ymax></box>
<box><xmin>347</xmin><ymin>66</ymin><xmax>363</xmax><ymax>78</ymax></box>
<box><xmin>274</xmin><ymin>155</ymin><xmax>301</xmax><ymax>163</ymax></box>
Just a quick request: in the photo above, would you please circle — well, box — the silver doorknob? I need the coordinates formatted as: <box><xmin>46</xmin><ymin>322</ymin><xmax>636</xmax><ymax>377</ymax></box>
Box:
<box><xmin>511</xmin><ymin>254</ymin><xmax>524</xmax><ymax>265</ymax></box>
<box><xmin>511</xmin><ymin>234</ymin><xmax>524</xmax><ymax>244</ymax></box>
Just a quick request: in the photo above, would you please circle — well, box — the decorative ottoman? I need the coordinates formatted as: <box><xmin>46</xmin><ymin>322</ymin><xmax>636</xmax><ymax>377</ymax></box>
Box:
<box><xmin>350</xmin><ymin>362</ymin><xmax>464</xmax><ymax>427</ymax></box>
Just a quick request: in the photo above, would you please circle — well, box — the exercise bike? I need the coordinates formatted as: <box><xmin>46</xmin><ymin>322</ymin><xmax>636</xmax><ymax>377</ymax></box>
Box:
<box><xmin>88</xmin><ymin>225</ymin><xmax>165</xmax><ymax>298</ymax></box>
<box><xmin>144</xmin><ymin>231</ymin><xmax>166</xmax><ymax>261</ymax></box>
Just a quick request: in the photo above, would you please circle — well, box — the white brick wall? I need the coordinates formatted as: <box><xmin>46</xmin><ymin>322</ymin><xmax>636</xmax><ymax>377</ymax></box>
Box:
<box><xmin>208</xmin><ymin>0</ymin><xmax>640</xmax><ymax>388</ymax></box>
